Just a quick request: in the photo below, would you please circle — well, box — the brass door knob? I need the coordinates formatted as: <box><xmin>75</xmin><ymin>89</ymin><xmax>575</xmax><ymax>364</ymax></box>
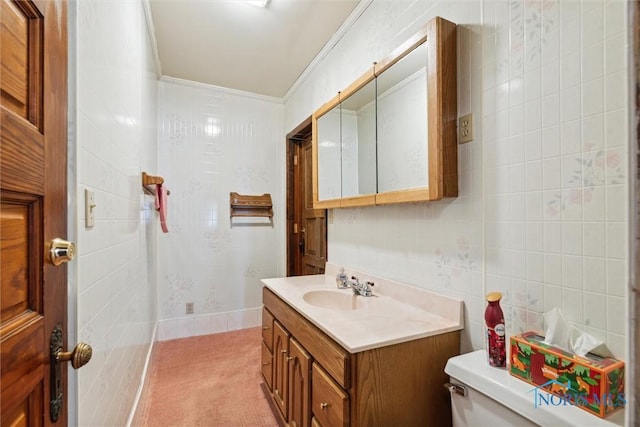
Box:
<box><xmin>50</xmin><ymin>238</ymin><xmax>76</xmax><ymax>266</ymax></box>
<box><xmin>56</xmin><ymin>342</ymin><xmax>92</xmax><ymax>369</ymax></box>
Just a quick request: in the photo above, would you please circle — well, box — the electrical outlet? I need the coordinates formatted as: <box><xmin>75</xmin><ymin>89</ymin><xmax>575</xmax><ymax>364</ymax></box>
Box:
<box><xmin>459</xmin><ymin>113</ymin><xmax>473</xmax><ymax>143</ymax></box>
<box><xmin>186</xmin><ymin>302</ymin><xmax>194</xmax><ymax>314</ymax></box>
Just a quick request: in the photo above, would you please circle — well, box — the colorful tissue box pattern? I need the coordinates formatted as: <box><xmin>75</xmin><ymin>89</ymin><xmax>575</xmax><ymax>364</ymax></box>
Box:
<box><xmin>509</xmin><ymin>332</ymin><xmax>625</xmax><ymax>419</ymax></box>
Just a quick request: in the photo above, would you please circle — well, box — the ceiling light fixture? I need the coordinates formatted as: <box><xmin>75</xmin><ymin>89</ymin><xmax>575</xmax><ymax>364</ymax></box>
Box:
<box><xmin>245</xmin><ymin>0</ymin><xmax>269</xmax><ymax>8</ymax></box>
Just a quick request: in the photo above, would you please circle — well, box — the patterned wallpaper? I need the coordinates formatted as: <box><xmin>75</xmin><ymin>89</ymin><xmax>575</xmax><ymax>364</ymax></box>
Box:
<box><xmin>285</xmin><ymin>0</ymin><xmax>630</xmax><ymax>360</ymax></box>
<box><xmin>483</xmin><ymin>0</ymin><xmax>628</xmax><ymax>358</ymax></box>
<box><xmin>156</xmin><ymin>79</ymin><xmax>285</xmax><ymax>339</ymax></box>
<box><xmin>70</xmin><ymin>0</ymin><xmax>634</xmax><ymax>423</ymax></box>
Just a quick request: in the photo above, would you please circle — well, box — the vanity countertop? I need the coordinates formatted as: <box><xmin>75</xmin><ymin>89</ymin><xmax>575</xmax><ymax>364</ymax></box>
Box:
<box><xmin>261</xmin><ymin>264</ymin><xmax>463</xmax><ymax>353</ymax></box>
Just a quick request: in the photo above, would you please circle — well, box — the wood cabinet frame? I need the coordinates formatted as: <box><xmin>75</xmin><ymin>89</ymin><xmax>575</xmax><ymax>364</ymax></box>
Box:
<box><xmin>261</xmin><ymin>287</ymin><xmax>460</xmax><ymax>426</ymax></box>
<box><xmin>312</xmin><ymin>16</ymin><xmax>457</xmax><ymax>208</ymax></box>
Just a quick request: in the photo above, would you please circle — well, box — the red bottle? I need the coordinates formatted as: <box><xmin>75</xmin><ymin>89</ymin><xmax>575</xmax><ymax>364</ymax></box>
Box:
<box><xmin>485</xmin><ymin>292</ymin><xmax>506</xmax><ymax>367</ymax></box>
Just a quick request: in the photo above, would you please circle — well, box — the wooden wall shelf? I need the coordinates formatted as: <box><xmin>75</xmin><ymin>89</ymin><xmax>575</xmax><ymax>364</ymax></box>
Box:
<box><xmin>230</xmin><ymin>192</ymin><xmax>273</xmax><ymax>218</ymax></box>
<box><xmin>142</xmin><ymin>172</ymin><xmax>170</xmax><ymax>196</ymax></box>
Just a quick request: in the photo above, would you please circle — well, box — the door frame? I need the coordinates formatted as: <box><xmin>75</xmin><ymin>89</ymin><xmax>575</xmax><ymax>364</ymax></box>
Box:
<box><xmin>286</xmin><ymin>117</ymin><xmax>327</xmax><ymax>276</ymax></box>
<box><xmin>66</xmin><ymin>2</ymin><xmax>79</xmax><ymax>424</ymax></box>
<box><xmin>1</xmin><ymin>0</ymin><xmax>70</xmax><ymax>424</ymax></box>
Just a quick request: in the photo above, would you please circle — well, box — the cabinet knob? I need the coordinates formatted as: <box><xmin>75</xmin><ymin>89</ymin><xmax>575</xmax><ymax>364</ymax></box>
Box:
<box><xmin>281</xmin><ymin>349</ymin><xmax>288</xmax><ymax>354</ymax></box>
<box><xmin>262</xmin><ymin>326</ymin><xmax>269</xmax><ymax>330</ymax></box>
<box><xmin>320</xmin><ymin>402</ymin><xmax>329</xmax><ymax>410</ymax></box>
<box><xmin>286</xmin><ymin>356</ymin><xmax>294</xmax><ymax>361</ymax></box>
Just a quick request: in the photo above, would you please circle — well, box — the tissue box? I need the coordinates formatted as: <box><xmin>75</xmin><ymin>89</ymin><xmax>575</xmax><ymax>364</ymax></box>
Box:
<box><xmin>510</xmin><ymin>332</ymin><xmax>625</xmax><ymax>418</ymax></box>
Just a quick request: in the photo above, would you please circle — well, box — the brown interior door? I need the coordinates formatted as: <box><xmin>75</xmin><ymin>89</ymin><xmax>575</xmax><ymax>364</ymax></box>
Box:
<box><xmin>1</xmin><ymin>0</ymin><xmax>69</xmax><ymax>425</ymax></box>
<box><xmin>300</xmin><ymin>137</ymin><xmax>326</xmax><ymax>275</ymax></box>
<box><xmin>287</xmin><ymin>119</ymin><xmax>327</xmax><ymax>276</ymax></box>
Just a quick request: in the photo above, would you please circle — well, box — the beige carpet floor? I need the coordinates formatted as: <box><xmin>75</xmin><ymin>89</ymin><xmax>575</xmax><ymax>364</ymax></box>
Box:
<box><xmin>133</xmin><ymin>327</ymin><xmax>279</xmax><ymax>427</ymax></box>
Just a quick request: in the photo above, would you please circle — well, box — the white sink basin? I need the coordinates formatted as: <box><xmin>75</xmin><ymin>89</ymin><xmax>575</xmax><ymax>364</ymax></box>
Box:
<box><xmin>303</xmin><ymin>290</ymin><xmax>370</xmax><ymax>310</ymax></box>
<box><xmin>262</xmin><ymin>269</ymin><xmax>464</xmax><ymax>352</ymax></box>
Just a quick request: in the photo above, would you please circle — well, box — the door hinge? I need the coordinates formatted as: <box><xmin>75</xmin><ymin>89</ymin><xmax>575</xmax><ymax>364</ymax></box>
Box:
<box><xmin>293</xmin><ymin>223</ymin><xmax>298</xmax><ymax>233</ymax></box>
<box><xmin>293</xmin><ymin>155</ymin><xmax>298</xmax><ymax>166</ymax></box>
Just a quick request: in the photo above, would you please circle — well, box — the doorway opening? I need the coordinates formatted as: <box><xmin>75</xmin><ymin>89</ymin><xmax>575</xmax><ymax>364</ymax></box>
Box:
<box><xmin>286</xmin><ymin>117</ymin><xmax>327</xmax><ymax>276</ymax></box>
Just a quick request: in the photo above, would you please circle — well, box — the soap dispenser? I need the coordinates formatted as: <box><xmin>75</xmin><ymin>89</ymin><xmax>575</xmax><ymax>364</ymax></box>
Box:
<box><xmin>336</xmin><ymin>267</ymin><xmax>349</xmax><ymax>289</ymax></box>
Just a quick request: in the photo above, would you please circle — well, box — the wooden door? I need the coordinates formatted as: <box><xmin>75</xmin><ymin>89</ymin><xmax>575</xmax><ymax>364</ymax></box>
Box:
<box><xmin>272</xmin><ymin>321</ymin><xmax>290</xmax><ymax>419</ymax></box>
<box><xmin>300</xmin><ymin>137</ymin><xmax>327</xmax><ymax>275</ymax></box>
<box><xmin>288</xmin><ymin>338</ymin><xmax>311</xmax><ymax>427</ymax></box>
<box><xmin>1</xmin><ymin>0</ymin><xmax>69</xmax><ymax>425</ymax></box>
<box><xmin>287</xmin><ymin>119</ymin><xmax>327</xmax><ymax>276</ymax></box>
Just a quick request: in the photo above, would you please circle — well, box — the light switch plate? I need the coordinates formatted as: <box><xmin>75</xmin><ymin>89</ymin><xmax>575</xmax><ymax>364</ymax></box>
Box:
<box><xmin>459</xmin><ymin>113</ymin><xmax>473</xmax><ymax>143</ymax></box>
<box><xmin>85</xmin><ymin>189</ymin><xmax>95</xmax><ymax>228</ymax></box>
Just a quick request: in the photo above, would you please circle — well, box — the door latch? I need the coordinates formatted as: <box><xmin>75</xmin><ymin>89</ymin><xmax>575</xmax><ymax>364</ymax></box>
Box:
<box><xmin>50</xmin><ymin>324</ymin><xmax>92</xmax><ymax>422</ymax></box>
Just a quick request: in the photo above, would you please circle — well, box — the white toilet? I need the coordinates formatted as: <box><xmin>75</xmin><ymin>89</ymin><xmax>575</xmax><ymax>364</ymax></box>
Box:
<box><xmin>444</xmin><ymin>350</ymin><xmax>625</xmax><ymax>427</ymax></box>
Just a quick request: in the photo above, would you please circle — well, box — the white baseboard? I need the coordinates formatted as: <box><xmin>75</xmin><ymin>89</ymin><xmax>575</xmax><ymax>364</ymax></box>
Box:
<box><xmin>156</xmin><ymin>307</ymin><xmax>261</xmax><ymax>341</ymax></box>
<box><xmin>126</xmin><ymin>322</ymin><xmax>158</xmax><ymax>427</ymax></box>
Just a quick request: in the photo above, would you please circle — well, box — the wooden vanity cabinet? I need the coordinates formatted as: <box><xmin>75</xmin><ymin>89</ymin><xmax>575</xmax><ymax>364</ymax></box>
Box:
<box><xmin>261</xmin><ymin>287</ymin><xmax>460</xmax><ymax>426</ymax></box>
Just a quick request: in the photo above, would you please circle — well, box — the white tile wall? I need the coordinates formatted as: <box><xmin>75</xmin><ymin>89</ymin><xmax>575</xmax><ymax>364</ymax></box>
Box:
<box><xmin>70</xmin><ymin>0</ymin><xmax>633</xmax><ymax>422</ymax></box>
<box><xmin>73</xmin><ymin>0</ymin><xmax>158</xmax><ymax>425</ymax></box>
<box><xmin>285</xmin><ymin>0</ymin><xmax>629</xmax><ymax>360</ymax></box>
<box><xmin>484</xmin><ymin>0</ymin><xmax>629</xmax><ymax>359</ymax></box>
<box><xmin>155</xmin><ymin>79</ymin><xmax>285</xmax><ymax>340</ymax></box>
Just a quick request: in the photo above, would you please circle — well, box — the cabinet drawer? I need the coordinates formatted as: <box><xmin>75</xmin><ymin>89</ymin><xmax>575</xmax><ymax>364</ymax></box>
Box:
<box><xmin>262</xmin><ymin>307</ymin><xmax>274</xmax><ymax>350</ymax></box>
<box><xmin>312</xmin><ymin>362</ymin><xmax>349</xmax><ymax>427</ymax></box>
<box><xmin>261</xmin><ymin>341</ymin><xmax>273</xmax><ymax>391</ymax></box>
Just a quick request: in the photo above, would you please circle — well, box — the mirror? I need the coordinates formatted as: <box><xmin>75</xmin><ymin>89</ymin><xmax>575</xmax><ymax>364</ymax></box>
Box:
<box><xmin>312</xmin><ymin>16</ymin><xmax>457</xmax><ymax>209</ymax></box>
<box><xmin>376</xmin><ymin>43</ymin><xmax>428</xmax><ymax>193</ymax></box>
<box><xmin>316</xmin><ymin>102</ymin><xmax>341</xmax><ymax>202</ymax></box>
<box><xmin>340</xmin><ymin>78</ymin><xmax>377</xmax><ymax>198</ymax></box>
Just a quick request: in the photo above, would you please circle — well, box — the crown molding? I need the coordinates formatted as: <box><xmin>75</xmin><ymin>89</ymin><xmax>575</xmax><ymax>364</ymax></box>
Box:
<box><xmin>283</xmin><ymin>0</ymin><xmax>374</xmax><ymax>103</ymax></box>
<box><xmin>160</xmin><ymin>76</ymin><xmax>284</xmax><ymax>104</ymax></box>
<box><xmin>142</xmin><ymin>0</ymin><xmax>162</xmax><ymax>78</ymax></box>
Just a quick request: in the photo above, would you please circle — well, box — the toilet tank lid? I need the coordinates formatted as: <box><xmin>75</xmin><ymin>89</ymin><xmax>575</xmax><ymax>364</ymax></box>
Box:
<box><xmin>444</xmin><ymin>350</ymin><xmax>625</xmax><ymax>427</ymax></box>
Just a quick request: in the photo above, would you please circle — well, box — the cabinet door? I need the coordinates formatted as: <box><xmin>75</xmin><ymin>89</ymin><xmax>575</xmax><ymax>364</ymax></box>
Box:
<box><xmin>273</xmin><ymin>321</ymin><xmax>290</xmax><ymax>418</ymax></box>
<box><xmin>262</xmin><ymin>307</ymin><xmax>274</xmax><ymax>350</ymax></box>
<box><xmin>261</xmin><ymin>341</ymin><xmax>273</xmax><ymax>391</ymax></box>
<box><xmin>312</xmin><ymin>363</ymin><xmax>349</xmax><ymax>427</ymax></box>
<box><xmin>288</xmin><ymin>338</ymin><xmax>312</xmax><ymax>427</ymax></box>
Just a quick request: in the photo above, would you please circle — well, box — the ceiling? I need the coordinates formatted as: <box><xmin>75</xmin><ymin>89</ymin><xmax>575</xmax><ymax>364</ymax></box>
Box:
<box><xmin>148</xmin><ymin>0</ymin><xmax>361</xmax><ymax>98</ymax></box>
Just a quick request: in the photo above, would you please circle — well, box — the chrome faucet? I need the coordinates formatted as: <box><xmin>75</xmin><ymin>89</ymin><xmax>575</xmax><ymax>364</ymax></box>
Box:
<box><xmin>346</xmin><ymin>276</ymin><xmax>374</xmax><ymax>297</ymax></box>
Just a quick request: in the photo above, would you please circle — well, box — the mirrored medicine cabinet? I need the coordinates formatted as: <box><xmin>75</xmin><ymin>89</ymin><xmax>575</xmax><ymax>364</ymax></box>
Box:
<box><xmin>312</xmin><ymin>16</ymin><xmax>458</xmax><ymax>209</ymax></box>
